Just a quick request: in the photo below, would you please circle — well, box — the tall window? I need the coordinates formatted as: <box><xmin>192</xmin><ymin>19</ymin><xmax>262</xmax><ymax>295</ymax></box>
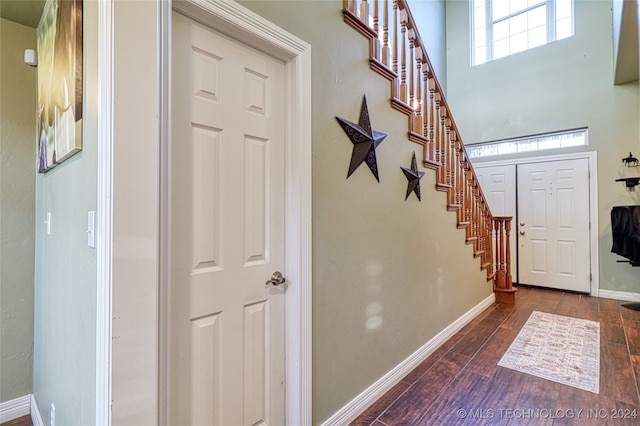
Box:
<box><xmin>472</xmin><ymin>0</ymin><xmax>574</xmax><ymax>65</ymax></box>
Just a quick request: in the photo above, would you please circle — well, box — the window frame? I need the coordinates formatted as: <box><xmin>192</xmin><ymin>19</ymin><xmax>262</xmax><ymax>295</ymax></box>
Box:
<box><xmin>465</xmin><ymin>128</ymin><xmax>589</xmax><ymax>159</ymax></box>
<box><xmin>471</xmin><ymin>0</ymin><xmax>574</xmax><ymax>65</ymax></box>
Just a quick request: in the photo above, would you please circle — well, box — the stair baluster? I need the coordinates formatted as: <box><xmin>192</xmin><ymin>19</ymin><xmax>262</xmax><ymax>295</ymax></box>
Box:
<box><xmin>342</xmin><ymin>0</ymin><xmax>516</xmax><ymax>302</ymax></box>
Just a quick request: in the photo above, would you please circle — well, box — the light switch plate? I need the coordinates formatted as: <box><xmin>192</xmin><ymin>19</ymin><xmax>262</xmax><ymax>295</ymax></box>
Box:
<box><xmin>45</xmin><ymin>212</ymin><xmax>51</xmax><ymax>235</ymax></box>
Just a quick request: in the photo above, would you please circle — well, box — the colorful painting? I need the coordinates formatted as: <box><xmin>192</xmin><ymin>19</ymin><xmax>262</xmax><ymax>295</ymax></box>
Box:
<box><xmin>37</xmin><ymin>0</ymin><xmax>83</xmax><ymax>173</ymax></box>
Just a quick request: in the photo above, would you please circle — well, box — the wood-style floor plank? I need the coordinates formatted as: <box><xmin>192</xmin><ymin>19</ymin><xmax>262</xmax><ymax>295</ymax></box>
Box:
<box><xmin>0</xmin><ymin>415</ymin><xmax>32</xmax><ymax>426</ymax></box>
<box><xmin>350</xmin><ymin>380</ymin><xmax>411</xmax><ymax>426</ymax></box>
<box><xmin>351</xmin><ymin>286</ymin><xmax>640</xmax><ymax>426</ymax></box>
<box><xmin>377</xmin><ymin>351</ymin><xmax>471</xmax><ymax>425</ymax></box>
<box><xmin>402</xmin><ymin>332</ymin><xmax>464</xmax><ymax>384</ymax></box>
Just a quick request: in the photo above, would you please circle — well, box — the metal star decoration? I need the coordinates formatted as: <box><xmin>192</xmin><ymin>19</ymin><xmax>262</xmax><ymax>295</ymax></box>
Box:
<box><xmin>336</xmin><ymin>96</ymin><xmax>387</xmax><ymax>182</ymax></box>
<box><xmin>401</xmin><ymin>151</ymin><xmax>425</xmax><ymax>201</ymax></box>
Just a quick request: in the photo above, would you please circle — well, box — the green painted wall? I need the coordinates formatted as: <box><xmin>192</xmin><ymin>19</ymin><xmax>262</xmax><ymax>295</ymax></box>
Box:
<box><xmin>446</xmin><ymin>0</ymin><xmax>640</xmax><ymax>292</ymax></box>
<box><xmin>33</xmin><ymin>2</ymin><xmax>98</xmax><ymax>424</ymax></box>
<box><xmin>0</xmin><ymin>17</ymin><xmax>36</xmax><ymax>403</ymax></box>
<box><xmin>240</xmin><ymin>1</ymin><xmax>492</xmax><ymax>423</ymax></box>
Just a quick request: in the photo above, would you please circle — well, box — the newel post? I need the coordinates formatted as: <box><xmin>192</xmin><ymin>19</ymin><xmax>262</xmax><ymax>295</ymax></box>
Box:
<box><xmin>492</xmin><ymin>216</ymin><xmax>516</xmax><ymax>304</ymax></box>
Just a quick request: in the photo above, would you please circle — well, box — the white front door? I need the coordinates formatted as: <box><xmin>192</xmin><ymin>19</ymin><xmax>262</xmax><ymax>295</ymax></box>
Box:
<box><xmin>474</xmin><ymin>164</ymin><xmax>518</xmax><ymax>281</ymax></box>
<box><xmin>170</xmin><ymin>12</ymin><xmax>286</xmax><ymax>425</ymax></box>
<box><xmin>517</xmin><ymin>158</ymin><xmax>591</xmax><ymax>292</ymax></box>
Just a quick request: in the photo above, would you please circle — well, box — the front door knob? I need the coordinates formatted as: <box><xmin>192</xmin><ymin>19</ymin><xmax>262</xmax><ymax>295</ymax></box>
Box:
<box><xmin>266</xmin><ymin>271</ymin><xmax>287</xmax><ymax>286</ymax></box>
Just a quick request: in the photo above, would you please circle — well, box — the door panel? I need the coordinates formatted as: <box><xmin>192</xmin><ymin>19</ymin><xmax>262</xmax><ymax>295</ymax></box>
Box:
<box><xmin>171</xmin><ymin>12</ymin><xmax>286</xmax><ymax>425</ymax></box>
<box><xmin>474</xmin><ymin>164</ymin><xmax>518</xmax><ymax>281</ymax></box>
<box><xmin>518</xmin><ymin>159</ymin><xmax>590</xmax><ymax>292</ymax></box>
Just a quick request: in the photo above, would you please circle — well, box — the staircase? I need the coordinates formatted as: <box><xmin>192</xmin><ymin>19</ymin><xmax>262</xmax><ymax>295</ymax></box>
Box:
<box><xmin>343</xmin><ymin>0</ymin><xmax>516</xmax><ymax>303</ymax></box>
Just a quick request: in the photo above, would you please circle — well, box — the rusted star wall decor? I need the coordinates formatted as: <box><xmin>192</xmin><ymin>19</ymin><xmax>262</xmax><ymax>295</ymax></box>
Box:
<box><xmin>335</xmin><ymin>95</ymin><xmax>387</xmax><ymax>182</ymax></box>
<box><xmin>401</xmin><ymin>151</ymin><xmax>425</xmax><ymax>201</ymax></box>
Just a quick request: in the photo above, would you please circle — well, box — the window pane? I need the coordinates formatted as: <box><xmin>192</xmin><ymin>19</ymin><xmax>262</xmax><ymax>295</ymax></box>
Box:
<box><xmin>494</xmin><ymin>20</ymin><xmax>509</xmax><ymax>41</ymax></box>
<box><xmin>528</xmin><ymin>5</ymin><xmax>546</xmax><ymax>29</ymax></box>
<box><xmin>474</xmin><ymin>47</ymin><xmax>487</xmax><ymax>64</ymax></box>
<box><xmin>493</xmin><ymin>0</ymin><xmax>510</xmax><ymax>20</ymax></box>
<box><xmin>481</xmin><ymin>145</ymin><xmax>498</xmax><ymax>156</ymax></box>
<box><xmin>498</xmin><ymin>141</ymin><xmax>518</xmax><ymax>154</ymax></box>
<box><xmin>556</xmin><ymin>17</ymin><xmax>573</xmax><ymax>39</ymax></box>
<box><xmin>475</xmin><ymin>26</ymin><xmax>487</xmax><ymax>48</ymax></box>
<box><xmin>511</xmin><ymin>32</ymin><xmax>528</xmax><ymax>53</ymax></box>
<box><xmin>537</xmin><ymin>137</ymin><xmax>557</xmax><ymax>150</ymax></box>
<box><xmin>528</xmin><ymin>25</ymin><xmax>547</xmax><ymax>48</ymax></box>
<box><xmin>493</xmin><ymin>38</ymin><xmax>510</xmax><ymax>58</ymax></box>
<box><xmin>517</xmin><ymin>139</ymin><xmax>538</xmax><ymax>152</ymax></box>
<box><xmin>474</xmin><ymin>5</ymin><xmax>486</xmax><ymax>27</ymax></box>
<box><xmin>556</xmin><ymin>0</ymin><xmax>572</xmax><ymax>19</ymax></box>
<box><xmin>510</xmin><ymin>0</ymin><xmax>528</xmax><ymax>15</ymax></box>
<box><xmin>560</xmin><ymin>133</ymin><xmax>585</xmax><ymax>147</ymax></box>
<box><xmin>509</xmin><ymin>13</ymin><xmax>527</xmax><ymax>36</ymax></box>
<box><xmin>528</xmin><ymin>0</ymin><xmax>545</xmax><ymax>7</ymax></box>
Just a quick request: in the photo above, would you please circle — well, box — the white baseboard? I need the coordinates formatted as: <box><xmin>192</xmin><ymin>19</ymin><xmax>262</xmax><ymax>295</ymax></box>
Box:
<box><xmin>320</xmin><ymin>293</ymin><xmax>496</xmax><ymax>426</ymax></box>
<box><xmin>598</xmin><ymin>289</ymin><xmax>640</xmax><ymax>303</ymax></box>
<box><xmin>0</xmin><ymin>394</ymin><xmax>45</xmax><ymax>426</ymax></box>
<box><xmin>31</xmin><ymin>394</ymin><xmax>44</xmax><ymax>426</ymax></box>
<box><xmin>0</xmin><ymin>394</ymin><xmax>31</xmax><ymax>423</ymax></box>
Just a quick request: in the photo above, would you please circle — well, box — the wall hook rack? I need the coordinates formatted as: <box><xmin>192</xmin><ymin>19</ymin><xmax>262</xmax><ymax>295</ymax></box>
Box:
<box><xmin>615</xmin><ymin>177</ymin><xmax>640</xmax><ymax>190</ymax></box>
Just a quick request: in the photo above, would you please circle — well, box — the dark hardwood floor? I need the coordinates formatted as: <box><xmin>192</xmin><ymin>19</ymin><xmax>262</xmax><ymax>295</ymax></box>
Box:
<box><xmin>0</xmin><ymin>415</ymin><xmax>32</xmax><ymax>426</ymax></box>
<box><xmin>352</xmin><ymin>285</ymin><xmax>640</xmax><ymax>425</ymax></box>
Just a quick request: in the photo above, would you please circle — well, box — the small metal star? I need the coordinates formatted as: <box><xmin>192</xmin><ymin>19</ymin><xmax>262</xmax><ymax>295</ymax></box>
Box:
<box><xmin>336</xmin><ymin>96</ymin><xmax>387</xmax><ymax>182</ymax></box>
<box><xmin>401</xmin><ymin>151</ymin><xmax>425</xmax><ymax>201</ymax></box>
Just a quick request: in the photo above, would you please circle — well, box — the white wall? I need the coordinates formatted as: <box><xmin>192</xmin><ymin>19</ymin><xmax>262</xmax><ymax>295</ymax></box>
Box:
<box><xmin>446</xmin><ymin>0</ymin><xmax>640</xmax><ymax>293</ymax></box>
<box><xmin>32</xmin><ymin>2</ymin><xmax>99</xmax><ymax>424</ymax></box>
<box><xmin>0</xmin><ymin>17</ymin><xmax>36</xmax><ymax>404</ymax></box>
<box><xmin>409</xmin><ymin>0</ymin><xmax>448</xmax><ymax>91</ymax></box>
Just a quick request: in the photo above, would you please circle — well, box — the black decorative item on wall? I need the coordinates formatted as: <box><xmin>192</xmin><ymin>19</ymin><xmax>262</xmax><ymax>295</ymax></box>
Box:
<box><xmin>400</xmin><ymin>151</ymin><xmax>425</xmax><ymax>201</ymax></box>
<box><xmin>336</xmin><ymin>96</ymin><xmax>387</xmax><ymax>182</ymax></box>
<box><xmin>615</xmin><ymin>153</ymin><xmax>640</xmax><ymax>190</ymax></box>
<box><xmin>622</xmin><ymin>152</ymin><xmax>639</xmax><ymax>167</ymax></box>
<box><xmin>616</xmin><ymin>177</ymin><xmax>640</xmax><ymax>189</ymax></box>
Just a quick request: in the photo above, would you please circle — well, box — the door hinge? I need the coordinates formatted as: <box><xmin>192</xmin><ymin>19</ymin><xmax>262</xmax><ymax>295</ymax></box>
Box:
<box><xmin>590</xmin><ymin>273</ymin><xmax>593</xmax><ymax>281</ymax></box>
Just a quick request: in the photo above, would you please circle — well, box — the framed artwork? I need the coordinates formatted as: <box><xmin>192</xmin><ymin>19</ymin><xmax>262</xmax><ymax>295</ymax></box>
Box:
<box><xmin>37</xmin><ymin>0</ymin><xmax>83</xmax><ymax>173</ymax></box>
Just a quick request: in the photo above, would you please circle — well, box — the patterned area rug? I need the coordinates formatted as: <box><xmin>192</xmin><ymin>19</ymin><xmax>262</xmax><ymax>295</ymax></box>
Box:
<box><xmin>498</xmin><ymin>311</ymin><xmax>600</xmax><ymax>393</ymax></box>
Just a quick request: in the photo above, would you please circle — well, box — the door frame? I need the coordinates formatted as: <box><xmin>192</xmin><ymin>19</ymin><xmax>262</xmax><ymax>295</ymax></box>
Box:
<box><xmin>158</xmin><ymin>1</ymin><xmax>313</xmax><ymax>424</ymax></box>
<box><xmin>96</xmin><ymin>0</ymin><xmax>113</xmax><ymax>424</ymax></box>
<box><xmin>472</xmin><ymin>151</ymin><xmax>599</xmax><ymax>296</ymax></box>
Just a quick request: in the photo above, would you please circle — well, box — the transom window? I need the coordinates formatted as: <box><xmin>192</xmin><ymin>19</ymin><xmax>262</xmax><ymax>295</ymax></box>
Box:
<box><xmin>472</xmin><ymin>0</ymin><xmax>574</xmax><ymax>65</ymax></box>
<box><xmin>466</xmin><ymin>128</ymin><xmax>588</xmax><ymax>159</ymax></box>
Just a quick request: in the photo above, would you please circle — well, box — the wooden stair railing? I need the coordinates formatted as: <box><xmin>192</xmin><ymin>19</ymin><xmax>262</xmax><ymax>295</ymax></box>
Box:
<box><xmin>343</xmin><ymin>0</ymin><xmax>516</xmax><ymax>303</ymax></box>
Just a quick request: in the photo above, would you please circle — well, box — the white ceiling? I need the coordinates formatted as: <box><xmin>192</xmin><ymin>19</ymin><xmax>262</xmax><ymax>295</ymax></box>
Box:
<box><xmin>0</xmin><ymin>0</ymin><xmax>45</xmax><ymax>28</ymax></box>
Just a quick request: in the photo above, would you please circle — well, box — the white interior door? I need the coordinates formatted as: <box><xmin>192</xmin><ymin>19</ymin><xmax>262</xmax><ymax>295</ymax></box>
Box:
<box><xmin>517</xmin><ymin>158</ymin><xmax>591</xmax><ymax>292</ymax></box>
<box><xmin>170</xmin><ymin>12</ymin><xmax>286</xmax><ymax>425</ymax></box>
<box><xmin>474</xmin><ymin>164</ymin><xmax>518</xmax><ymax>281</ymax></box>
